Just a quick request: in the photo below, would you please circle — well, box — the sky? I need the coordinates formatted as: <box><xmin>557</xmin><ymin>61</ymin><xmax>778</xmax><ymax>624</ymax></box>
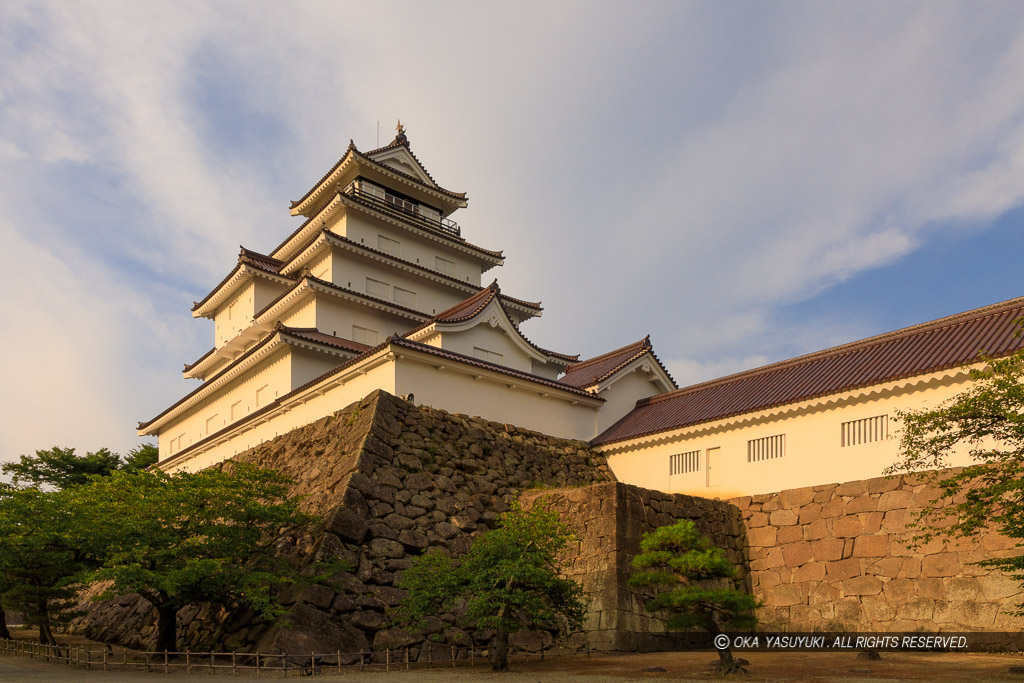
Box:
<box><xmin>2</xmin><ymin>2</ymin><xmax>1024</xmax><ymax>463</ymax></box>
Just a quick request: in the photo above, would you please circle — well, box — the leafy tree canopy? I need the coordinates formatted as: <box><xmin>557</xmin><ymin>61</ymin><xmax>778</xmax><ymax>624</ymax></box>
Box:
<box><xmin>2</xmin><ymin>443</ymin><xmax>158</xmax><ymax>490</ymax></box>
<box><xmin>886</xmin><ymin>349</ymin><xmax>1024</xmax><ymax>603</ymax></box>
<box><xmin>629</xmin><ymin>519</ymin><xmax>758</xmax><ymax>675</ymax></box>
<box><xmin>71</xmin><ymin>462</ymin><xmax>318</xmax><ymax>652</ymax></box>
<box><xmin>398</xmin><ymin>501</ymin><xmax>585</xmax><ymax>671</ymax></box>
<box><xmin>0</xmin><ymin>483</ymin><xmax>99</xmax><ymax>645</ymax></box>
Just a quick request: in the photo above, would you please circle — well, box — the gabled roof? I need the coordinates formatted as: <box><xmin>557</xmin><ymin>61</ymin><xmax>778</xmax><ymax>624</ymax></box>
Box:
<box><xmin>139</xmin><ymin>324</ymin><xmax>365</xmax><ymax>433</ymax></box>
<box><xmin>192</xmin><ymin>247</ymin><xmax>293</xmax><ymax>314</ymax></box>
<box><xmin>561</xmin><ymin>336</ymin><xmax>676</xmax><ymax>389</ymax></box>
<box><xmin>289</xmin><ymin>137</ymin><xmax>467</xmax><ymax>216</ymax></box>
<box><xmin>403</xmin><ymin>281</ymin><xmax>577</xmax><ymax>363</ymax></box>
<box><xmin>592</xmin><ymin>296</ymin><xmax>1024</xmax><ymax>447</ymax></box>
<box><xmin>364</xmin><ymin>133</ymin><xmax>440</xmax><ymax>187</ymax></box>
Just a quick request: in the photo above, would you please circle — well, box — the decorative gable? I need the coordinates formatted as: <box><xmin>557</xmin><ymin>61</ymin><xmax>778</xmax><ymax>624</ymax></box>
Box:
<box><xmin>366</xmin><ymin>146</ymin><xmax>437</xmax><ymax>187</ymax></box>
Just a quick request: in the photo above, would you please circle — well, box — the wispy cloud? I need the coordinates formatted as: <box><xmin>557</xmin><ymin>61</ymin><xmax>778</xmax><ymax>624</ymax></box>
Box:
<box><xmin>2</xmin><ymin>2</ymin><xmax>1024</xmax><ymax>461</ymax></box>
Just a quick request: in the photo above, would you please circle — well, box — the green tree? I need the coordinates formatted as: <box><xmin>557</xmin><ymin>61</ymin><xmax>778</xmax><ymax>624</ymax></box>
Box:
<box><xmin>397</xmin><ymin>501</ymin><xmax>586</xmax><ymax>671</ymax></box>
<box><xmin>886</xmin><ymin>349</ymin><xmax>1024</xmax><ymax>599</ymax></box>
<box><xmin>72</xmin><ymin>463</ymin><xmax>317</xmax><ymax>652</ymax></box>
<box><xmin>0</xmin><ymin>484</ymin><xmax>97</xmax><ymax>645</ymax></box>
<box><xmin>629</xmin><ymin>520</ymin><xmax>758</xmax><ymax>675</ymax></box>
<box><xmin>2</xmin><ymin>443</ymin><xmax>158</xmax><ymax>490</ymax></box>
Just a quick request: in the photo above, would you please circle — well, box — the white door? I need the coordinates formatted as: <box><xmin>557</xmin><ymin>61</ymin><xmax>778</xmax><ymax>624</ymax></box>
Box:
<box><xmin>706</xmin><ymin>447</ymin><xmax>721</xmax><ymax>487</ymax></box>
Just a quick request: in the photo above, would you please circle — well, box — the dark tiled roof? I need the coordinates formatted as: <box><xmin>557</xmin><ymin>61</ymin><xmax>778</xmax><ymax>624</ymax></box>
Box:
<box><xmin>289</xmin><ymin>140</ymin><xmax>466</xmax><ymax>213</ymax></box>
<box><xmin>280</xmin><ymin>326</ymin><xmax>371</xmax><ymax>354</ymax></box>
<box><xmin>401</xmin><ymin>282</ymin><xmax>574</xmax><ymax>362</ymax></box>
<box><xmin>253</xmin><ymin>274</ymin><xmax>431</xmax><ymax>322</ymax></box>
<box><xmin>141</xmin><ymin>325</ymin><xmax>372</xmax><ymax>432</ymax></box>
<box><xmin>561</xmin><ymin>337</ymin><xmax>652</xmax><ymax>388</ymax></box>
<box><xmin>192</xmin><ymin>248</ymin><xmax>293</xmax><ymax>313</ymax></box>
<box><xmin>183</xmin><ymin>346</ymin><xmax>216</xmax><ymax>373</ymax></box>
<box><xmin>239</xmin><ymin>248</ymin><xmax>284</xmax><ymax>273</ymax></box>
<box><xmin>593</xmin><ymin>296</ymin><xmax>1024</xmax><ymax>446</ymax></box>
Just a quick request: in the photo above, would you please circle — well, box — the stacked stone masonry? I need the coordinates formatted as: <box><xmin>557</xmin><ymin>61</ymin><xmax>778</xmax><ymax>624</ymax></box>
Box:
<box><xmin>733</xmin><ymin>474</ymin><xmax>1024</xmax><ymax>632</ymax></box>
<box><xmin>71</xmin><ymin>390</ymin><xmax>1024</xmax><ymax>655</ymax></box>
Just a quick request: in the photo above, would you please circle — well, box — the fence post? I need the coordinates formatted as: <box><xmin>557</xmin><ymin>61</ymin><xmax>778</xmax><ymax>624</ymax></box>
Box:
<box><xmin>337</xmin><ymin>649</ymin><xmax>341</xmax><ymax>673</ymax></box>
<box><xmin>405</xmin><ymin>647</ymin><xmax>409</xmax><ymax>671</ymax></box>
<box><xmin>103</xmin><ymin>647</ymin><xmax>107</xmax><ymax>672</ymax></box>
<box><xmin>386</xmin><ymin>647</ymin><xmax>390</xmax><ymax>673</ymax></box>
<box><xmin>187</xmin><ymin>650</ymin><xmax>191</xmax><ymax>675</ymax></box>
<box><xmin>311</xmin><ymin>651</ymin><xmax>316</xmax><ymax>675</ymax></box>
<box><xmin>255</xmin><ymin>651</ymin><xmax>260</xmax><ymax>678</ymax></box>
<box><xmin>451</xmin><ymin>645</ymin><xmax>455</xmax><ymax>668</ymax></box>
<box><xmin>232</xmin><ymin>651</ymin><xmax>236</xmax><ymax>677</ymax></box>
<box><xmin>360</xmin><ymin>651</ymin><xmax>364</xmax><ymax>670</ymax></box>
<box><xmin>164</xmin><ymin>650</ymin><xmax>168</xmax><ymax>675</ymax></box>
<box><xmin>471</xmin><ymin>646</ymin><xmax>474</xmax><ymax>667</ymax></box>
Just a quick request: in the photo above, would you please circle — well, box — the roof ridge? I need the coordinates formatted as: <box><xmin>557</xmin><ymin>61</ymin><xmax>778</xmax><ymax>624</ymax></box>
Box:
<box><xmin>565</xmin><ymin>336</ymin><xmax>651</xmax><ymax>373</ymax></box>
<box><xmin>639</xmin><ymin>296</ymin><xmax>1024</xmax><ymax>408</ymax></box>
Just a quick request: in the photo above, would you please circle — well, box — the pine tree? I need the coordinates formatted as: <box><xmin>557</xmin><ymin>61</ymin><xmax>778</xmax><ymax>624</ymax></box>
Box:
<box><xmin>629</xmin><ymin>519</ymin><xmax>758</xmax><ymax>674</ymax></box>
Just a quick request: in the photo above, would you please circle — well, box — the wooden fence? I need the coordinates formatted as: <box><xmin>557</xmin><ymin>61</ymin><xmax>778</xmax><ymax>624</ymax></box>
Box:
<box><xmin>0</xmin><ymin>637</ymin><xmax>587</xmax><ymax>677</ymax></box>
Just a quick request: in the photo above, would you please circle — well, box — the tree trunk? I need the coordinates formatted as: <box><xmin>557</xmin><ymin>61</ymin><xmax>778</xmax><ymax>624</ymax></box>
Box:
<box><xmin>491</xmin><ymin>624</ymin><xmax>510</xmax><ymax>672</ymax></box>
<box><xmin>0</xmin><ymin>608</ymin><xmax>12</xmax><ymax>640</ymax></box>
<box><xmin>35</xmin><ymin>600</ymin><xmax>56</xmax><ymax>646</ymax></box>
<box><xmin>156</xmin><ymin>604</ymin><xmax>178</xmax><ymax>653</ymax></box>
<box><xmin>703</xmin><ymin>610</ymin><xmax>743</xmax><ymax>675</ymax></box>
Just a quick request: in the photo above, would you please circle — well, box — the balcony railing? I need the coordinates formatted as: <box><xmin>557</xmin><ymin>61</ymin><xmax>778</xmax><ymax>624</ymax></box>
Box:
<box><xmin>342</xmin><ymin>180</ymin><xmax>461</xmax><ymax>238</ymax></box>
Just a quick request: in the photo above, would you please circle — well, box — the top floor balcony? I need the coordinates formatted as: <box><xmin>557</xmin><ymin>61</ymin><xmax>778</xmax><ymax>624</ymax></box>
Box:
<box><xmin>342</xmin><ymin>179</ymin><xmax>461</xmax><ymax>238</ymax></box>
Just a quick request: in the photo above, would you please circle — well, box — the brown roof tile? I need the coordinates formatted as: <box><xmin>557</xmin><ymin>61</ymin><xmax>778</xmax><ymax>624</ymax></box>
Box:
<box><xmin>561</xmin><ymin>337</ymin><xmax>652</xmax><ymax>388</ymax></box>
<box><xmin>592</xmin><ymin>296</ymin><xmax>1024</xmax><ymax>446</ymax></box>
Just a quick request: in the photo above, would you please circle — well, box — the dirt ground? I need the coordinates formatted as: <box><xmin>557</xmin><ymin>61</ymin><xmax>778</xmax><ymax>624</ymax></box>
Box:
<box><xmin>3</xmin><ymin>629</ymin><xmax>1024</xmax><ymax>682</ymax></box>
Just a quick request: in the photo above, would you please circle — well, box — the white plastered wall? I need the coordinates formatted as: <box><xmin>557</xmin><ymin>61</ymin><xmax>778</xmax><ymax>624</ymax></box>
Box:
<box><xmin>393</xmin><ymin>354</ymin><xmax>600</xmax><ymax>441</ymax></box>
<box><xmin>342</xmin><ymin>212</ymin><xmax>484</xmax><ymax>287</ymax></box>
<box><xmin>594</xmin><ymin>367</ymin><xmax>666</xmax><ymax>435</ymax></box>
<box><xmin>329</xmin><ymin>248</ymin><xmax>469</xmax><ymax>317</ymax></box>
<box><xmin>157</xmin><ymin>345</ymin><xmax>292</xmax><ymax>461</ymax></box>
<box><xmin>430</xmin><ymin>324</ymin><xmax>537</xmax><ymax>374</ymax></box>
<box><xmin>311</xmin><ymin>297</ymin><xmax>418</xmax><ymax>343</ymax></box>
<box><xmin>600</xmin><ymin>368</ymin><xmax>981</xmax><ymax>499</ymax></box>
<box><xmin>161</xmin><ymin>359</ymin><xmax>396</xmax><ymax>473</ymax></box>
<box><xmin>213</xmin><ymin>281</ymin><xmax>255</xmax><ymax>348</ymax></box>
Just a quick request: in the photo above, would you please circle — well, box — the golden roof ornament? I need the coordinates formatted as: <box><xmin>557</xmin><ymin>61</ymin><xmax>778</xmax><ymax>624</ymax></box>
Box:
<box><xmin>394</xmin><ymin>119</ymin><xmax>408</xmax><ymax>146</ymax></box>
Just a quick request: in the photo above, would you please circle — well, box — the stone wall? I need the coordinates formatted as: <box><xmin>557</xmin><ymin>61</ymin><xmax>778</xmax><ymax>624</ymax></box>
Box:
<box><xmin>734</xmin><ymin>473</ymin><xmax>1024</xmax><ymax>631</ymax></box>
<box><xmin>521</xmin><ymin>482</ymin><xmax>747</xmax><ymax>652</ymax></box>
<box><xmin>72</xmin><ymin>390</ymin><xmax>615</xmax><ymax>656</ymax></box>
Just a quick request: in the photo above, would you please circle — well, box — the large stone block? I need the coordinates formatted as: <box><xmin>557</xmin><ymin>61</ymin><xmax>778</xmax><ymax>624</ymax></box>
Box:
<box><xmin>770</xmin><ymin>509</ymin><xmax>799</xmax><ymax>526</ymax></box>
<box><xmin>877</xmin><ymin>490</ymin><xmax>914</xmax><ymax>511</ymax></box>
<box><xmin>769</xmin><ymin>584</ymin><xmax>804</xmax><ymax>607</ymax></box>
<box><xmin>778</xmin><ymin>486</ymin><xmax>816</xmax><ymax>509</ymax></box>
<box><xmin>866</xmin><ymin>476</ymin><xmax>901</xmax><ymax>494</ymax></box>
<box><xmin>832</xmin><ymin>517</ymin><xmax>863</xmax><ymax>538</ymax></box>
<box><xmin>256</xmin><ymin>603</ymin><xmax>368</xmax><ymax>658</ymax></box>
<box><xmin>853</xmin><ymin>534</ymin><xmax>889</xmax><ymax>558</ymax></box>
<box><xmin>921</xmin><ymin>553</ymin><xmax>960</xmax><ymax>578</ymax></box>
<box><xmin>842</xmin><ymin>575</ymin><xmax>882</xmax><ymax>596</ymax></box>
<box><xmin>746</xmin><ymin>526</ymin><xmax>777</xmax><ymax>547</ymax></box>
<box><xmin>835</xmin><ymin>480</ymin><xmax>867</xmax><ymax>497</ymax></box>
<box><xmin>826</xmin><ymin>558</ymin><xmax>861</xmax><ymax>581</ymax></box>
<box><xmin>811</xmin><ymin>537</ymin><xmax>845</xmax><ymax>562</ymax></box>
<box><xmin>325</xmin><ymin>508</ymin><xmax>369</xmax><ymax>543</ymax></box>
<box><xmin>782</xmin><ymin>542</ymin><xmax>814</xmax><ymax>567</ymax></box>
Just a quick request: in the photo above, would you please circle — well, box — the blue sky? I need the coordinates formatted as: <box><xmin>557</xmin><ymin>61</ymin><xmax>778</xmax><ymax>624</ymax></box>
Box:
<box><xmin>2</xmin><ymin>2</ymin><xmax>1023</xmax><ymax>462</ymax></box>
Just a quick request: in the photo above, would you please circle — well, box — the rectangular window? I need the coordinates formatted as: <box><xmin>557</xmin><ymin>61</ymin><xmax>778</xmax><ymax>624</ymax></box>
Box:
<box><xmin>435</xmin><ymin>256</ymin><xmax>456</xmax><ymax>276</ymax></box>
<box><xmin>394</xmin><ymin>286</ymin><xmax>416</xmax><ymax>308</ymax></box>
<box><xmin>748</xmin><ymin>434</ymin><xmax>785</xmax><ymax>462</ymax></box>
<box><xmin>366</xmin><ymin>277</ymin><xmax>390</xmax><ymax>299</ymax></box>
<box><xmin>230</xmin><ymin>400</ymin><xmax>243</xmax><ymax>421</ymax></box>
<box><xmin>353</xmin><ymin>325</ymin><xmax>379</xmax><ymax>345</ymax></box>
<box><xmin>205</xmin><ymin>414</ymin><xmax>219</xmax><ymax>436</ymax></box>
<box><xmin>669</xmin><ymin>450</ymin><xmax>701</xmax><ymax>475</ymax></box>
<box><xmin>841</xmin><ymin>415</ymin><xmax>888</xmax><ymax>447</ymax></box>
<box><xmin>473</xmin><ymin>347</ymin><xmax>504</xmax><ymax>364</ymax></box>
<box><xmin>378</xmin><ymin>235</ymin><xmax>401</xmax><ymax>257</ymax></box>
<box><xmin>255</xmin><ymin>384</ymin><xmax>269</xmax><ymax>408</ymax></box>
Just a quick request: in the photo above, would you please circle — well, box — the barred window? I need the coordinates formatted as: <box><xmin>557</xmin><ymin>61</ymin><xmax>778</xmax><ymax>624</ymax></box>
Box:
<box><xmin>378</xmin><ymin>235</ymin><xmax>401</xmax><ymax>257</ymax></box>
<box><xmin>841</xmin><ymin>415</ymin><xmax>888</xmax><ymax>447</ymax></box>
<box><xmin>669</xmin><ymin>450</ymin><xmax>700</xmax><ymax>475</ymax></box>
<box><xmin>748</xmin><ymin>434</ymin><xmax>785</xmax><ymax>462</ymax></box>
